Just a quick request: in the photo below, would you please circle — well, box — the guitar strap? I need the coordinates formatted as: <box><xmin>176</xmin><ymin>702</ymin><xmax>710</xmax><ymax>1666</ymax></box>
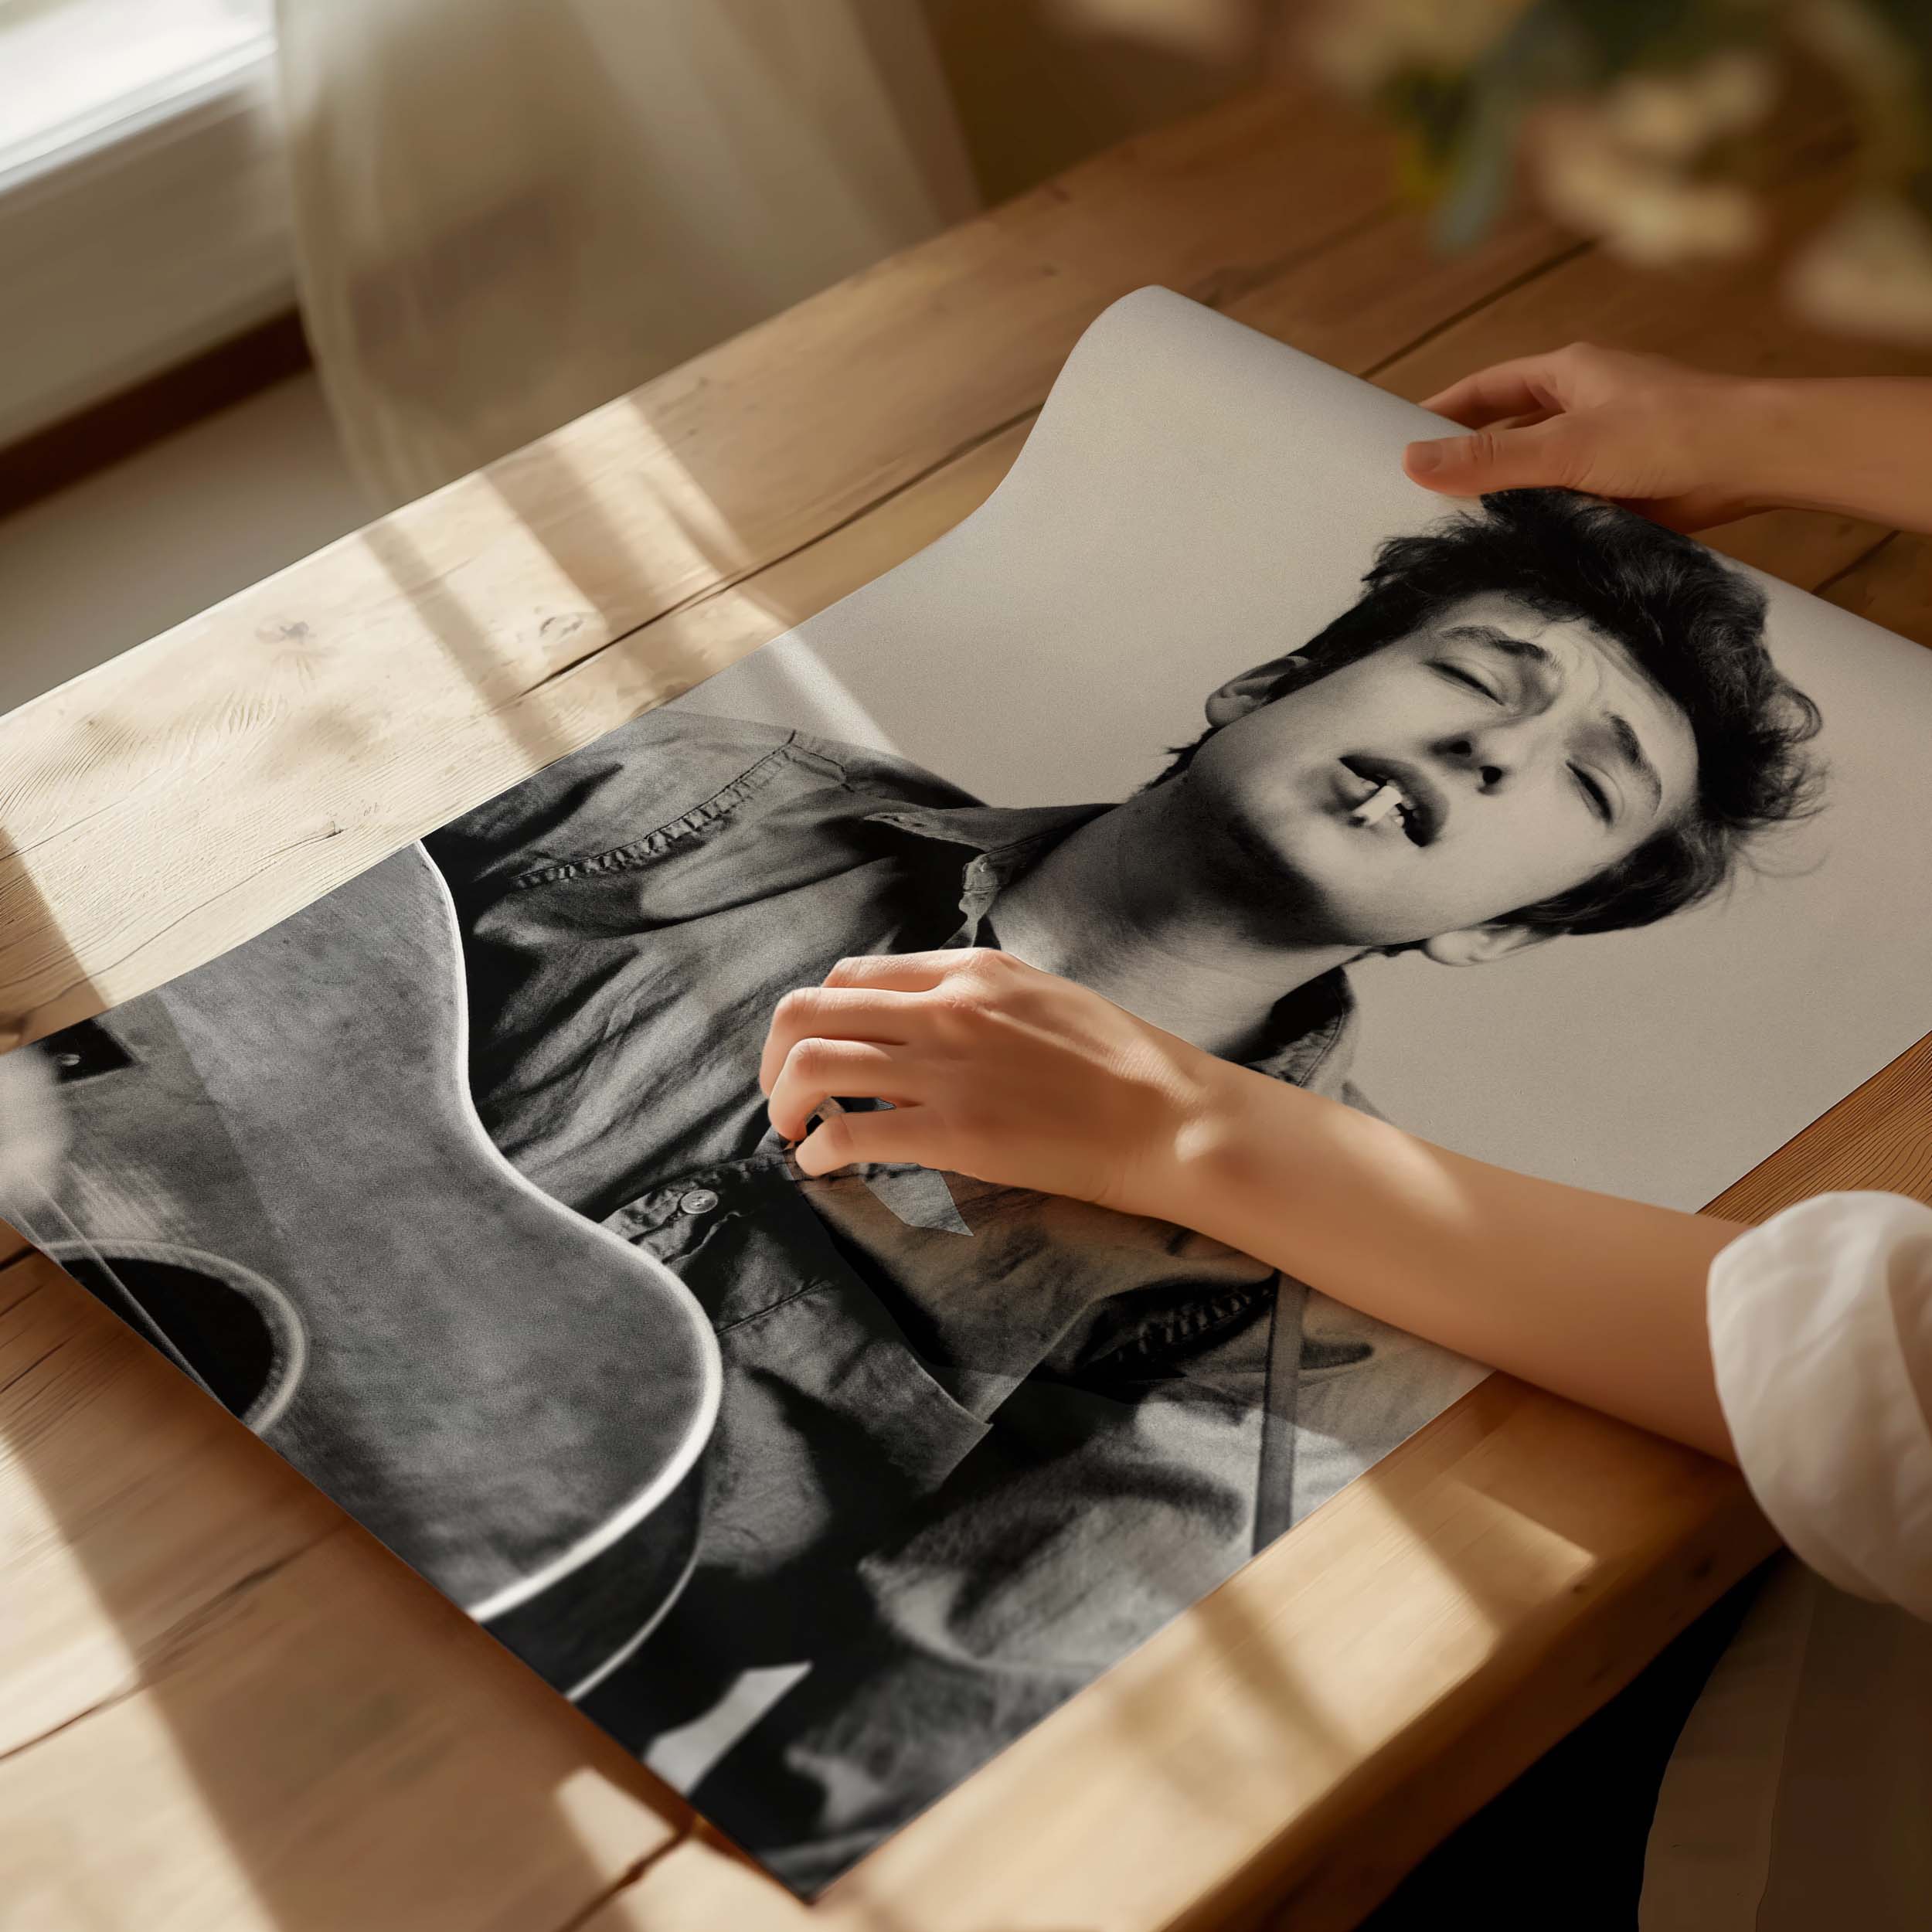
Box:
<box><xmin>1252</xmin><ymin>1274</ymin><xmax>1308</xmax><ymax>1555</ymax></box>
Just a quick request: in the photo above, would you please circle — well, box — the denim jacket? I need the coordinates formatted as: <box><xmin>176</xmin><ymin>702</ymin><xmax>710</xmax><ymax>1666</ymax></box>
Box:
<box><xmin>426</xmin><ymin>706</ymin><xmax>1481</xmax><ymax>1889</ymax></box>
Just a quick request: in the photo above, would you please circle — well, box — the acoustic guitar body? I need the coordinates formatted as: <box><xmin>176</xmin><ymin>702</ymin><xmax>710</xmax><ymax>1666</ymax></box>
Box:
<box><xmin>7</xmin><ymin>845</ymin><xmax>719</xmax><ymax>1696</ymax></box>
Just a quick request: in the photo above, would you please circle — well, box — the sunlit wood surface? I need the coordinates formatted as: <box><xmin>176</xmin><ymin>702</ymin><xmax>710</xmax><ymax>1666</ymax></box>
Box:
<box><xmin>2</xmin><ymin>75</ymin><xmax>1929</xmax><ymax>1932</ymax></box>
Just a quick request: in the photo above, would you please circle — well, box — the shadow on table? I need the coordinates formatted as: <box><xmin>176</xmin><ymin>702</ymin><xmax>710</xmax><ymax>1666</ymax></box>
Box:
<box><xmin>0</xmin><ymin>1243</ymin><xmax>711</xmax><ymax>1932</ymax></box>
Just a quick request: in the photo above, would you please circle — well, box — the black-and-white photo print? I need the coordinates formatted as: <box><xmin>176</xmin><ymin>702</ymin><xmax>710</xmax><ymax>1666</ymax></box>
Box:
<box><xmin>9</xmin><ymin>289</ymin><xmax>1932</xmax><ymax>1897</ymax></box>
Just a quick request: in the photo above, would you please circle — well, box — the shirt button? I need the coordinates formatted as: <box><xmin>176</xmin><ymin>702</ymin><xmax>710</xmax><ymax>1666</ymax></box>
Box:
<box><xmin>679</xmin><ymin>1189</ymin><xmax>720</xmax><ymax>1216</ymax></box>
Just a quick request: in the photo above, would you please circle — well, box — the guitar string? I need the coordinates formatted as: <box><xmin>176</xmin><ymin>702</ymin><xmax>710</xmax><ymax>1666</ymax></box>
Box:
<box><xmin>23</xmin><ymin>1176</ymin><xmax>222</xmax><ymax>1401</ymax></box>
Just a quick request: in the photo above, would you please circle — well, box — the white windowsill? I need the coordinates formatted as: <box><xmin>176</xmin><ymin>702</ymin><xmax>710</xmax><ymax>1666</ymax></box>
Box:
<box><xmin>0</xmin><ymin>0</ymin><xmax>292</xmax><ymax>448</ymax></box>
<box><xmin>0</xmin><ymin>0</ymin><xmax>274</xmax><ymax>188</ymax></box>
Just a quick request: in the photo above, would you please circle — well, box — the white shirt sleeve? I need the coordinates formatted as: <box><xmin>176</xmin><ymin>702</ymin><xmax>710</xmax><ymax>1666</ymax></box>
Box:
<box><xmin>1709</xmin><ymin>1192</ymin><xmax>1932</xmax><ymax>1617</ymax></box>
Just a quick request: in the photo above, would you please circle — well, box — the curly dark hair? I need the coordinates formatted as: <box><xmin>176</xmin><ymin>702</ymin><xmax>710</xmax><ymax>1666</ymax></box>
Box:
<box><xmin>1154</xmin><ymin>488</ymin><xmax>1825</xmax><ymax>938</ymax></box>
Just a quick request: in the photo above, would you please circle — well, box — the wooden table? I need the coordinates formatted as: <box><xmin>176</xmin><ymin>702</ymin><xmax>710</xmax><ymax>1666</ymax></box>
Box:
<box><xmin>4</xmin><ymin>77</ymin><xmax>1931</xmax><ymax>1932</ymax></box>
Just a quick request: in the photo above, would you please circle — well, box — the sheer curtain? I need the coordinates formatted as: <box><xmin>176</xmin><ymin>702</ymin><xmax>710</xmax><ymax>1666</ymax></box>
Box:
<box><xmin>275</xmin><ymin>0</ymin><xmax>978</xmax><ymax>505</ymax></box>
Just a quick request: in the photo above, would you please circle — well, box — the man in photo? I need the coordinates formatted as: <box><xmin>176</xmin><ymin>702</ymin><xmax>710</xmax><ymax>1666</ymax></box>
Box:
<box><xmin>423</xmin><ymin>487</ymin><xmax>1821</xmax><ymax>1886</ymax></box>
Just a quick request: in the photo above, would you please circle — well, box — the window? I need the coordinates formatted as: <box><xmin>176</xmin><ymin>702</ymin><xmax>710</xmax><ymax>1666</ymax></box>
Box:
<box><xmin>0</xmin><ymin>0</ymin><xmax>290</xmax><ymax>446</ymax></box>
<box><xmin>0</xmin><ymin>0</ymin><xmax>274</xmax><ymax>184</ymax></box>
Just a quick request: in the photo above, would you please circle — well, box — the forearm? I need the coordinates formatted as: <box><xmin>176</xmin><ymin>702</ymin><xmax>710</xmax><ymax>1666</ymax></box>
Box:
<box><xmin>1723</xmin><ymin>377</ymin><xmax>1932</xmax><ymax>535</ymax></box>
<box><xmin>764</xmin><ymin>951</ymin><xmax>1746</xmax><ymax>1460</ymax></box>
<box><xmin>1166</xmin><ymin>1066</ymin><xmax>1742</xmax><ymax>1461</ymax></box>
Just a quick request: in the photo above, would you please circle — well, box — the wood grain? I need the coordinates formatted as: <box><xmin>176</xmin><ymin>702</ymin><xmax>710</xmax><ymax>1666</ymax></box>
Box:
<box><xmin>3</xmin><ymin>69</ymin><xmax>1931</xmax><ymax>1932</ymax></box>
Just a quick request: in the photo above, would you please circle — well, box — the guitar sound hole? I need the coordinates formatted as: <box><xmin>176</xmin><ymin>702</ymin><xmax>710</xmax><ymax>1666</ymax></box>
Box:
<box><xmin>65</xmin><ymin>1255</ymin><xmax>284</xmax><ymax>1423</ymax></box>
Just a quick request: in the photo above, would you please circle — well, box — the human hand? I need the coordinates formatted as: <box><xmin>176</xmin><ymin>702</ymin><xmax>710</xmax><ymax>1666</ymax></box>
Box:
<box><xmin>1403</xmin><ymin>343</ymin><xmax>1774</xmax><ymax>530</ymax></box>
<box><xmin>758</xmin><ymin>949</ymin><xmax>1231</xmax><ymax>1216</ymax></box>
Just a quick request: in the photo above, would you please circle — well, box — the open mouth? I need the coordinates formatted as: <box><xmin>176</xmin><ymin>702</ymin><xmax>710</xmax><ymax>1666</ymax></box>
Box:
<box><xmin>1340</xmin><ymin>756</ymin><xmax>1443</xmax><ymax>847</ymax></box>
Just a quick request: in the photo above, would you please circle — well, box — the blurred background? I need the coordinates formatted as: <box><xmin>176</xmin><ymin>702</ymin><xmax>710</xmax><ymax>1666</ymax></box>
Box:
<box><xmin>1</xmin><ymin>0</ymin><xmax>1928</xmax><ymax>713</ymax></box>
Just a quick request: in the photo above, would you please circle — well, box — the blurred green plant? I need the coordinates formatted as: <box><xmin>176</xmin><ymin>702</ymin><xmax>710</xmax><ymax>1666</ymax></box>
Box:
<box><xmin>1304</xmin><ymin>0</ymin><xmax>1932</xmax><ymax>340</ymax></box>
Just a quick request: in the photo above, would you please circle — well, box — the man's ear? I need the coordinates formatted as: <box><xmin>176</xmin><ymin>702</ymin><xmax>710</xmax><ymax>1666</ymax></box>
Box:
<box><xmin>1418</xmin><ymin>923</ymin><xmax>1553</xmax><ymax>968</ymax></box>
<box><xmin>1205</xmin><ymin>653</ymin><xmax>1307</xmax><ymax>728</ymax></box>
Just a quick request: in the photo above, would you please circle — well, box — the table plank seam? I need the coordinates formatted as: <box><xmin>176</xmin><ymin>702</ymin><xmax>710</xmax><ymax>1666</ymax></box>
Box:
<box><xmin>550</xmin><ymin>1824</ymin><xmax>701</xmax><ymax>1932</ymax></box>
<box><xmin>1181</xmin><ymin>200</ymin><xmax>1400</xmax><ymax>315</ymax></box>
<box><xmin>1361</xmin><ymin>238</ymin><xmax>1594</xmax><ymax>382</ymax></box>
<box><xmin>0</xmin><ymin>1253</ymin><xmax>43</xmax><ymax>1315</ymax></box>
<box><xmin>0</xmin><ymin>1329</ymin><xmax>71</xmax><ymax>1404</ymax></box>
<box><xmin>0</xmin><ymin>1522</ymin><xmax>345</xmax><ymax>1770</ymax></box>
<box><xmin>1815</xmin><ymin>528</ymin><xmax>1898</xmax><ymax>600</ymax></box>
<box><xmin>0</xmin><ymin>1686</ymin><xmax>141</xmax><ymax>1770</ymax></box>
<box><xmin>517</xmin><ymin>406</ymin><xmax>1048</xmax><ymax>716</ymax></box>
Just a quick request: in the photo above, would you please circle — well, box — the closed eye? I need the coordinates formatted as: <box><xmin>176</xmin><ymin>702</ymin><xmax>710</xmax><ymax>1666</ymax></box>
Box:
<box><xmin>1572</xmin><ymin>765</ymin><xmax>1614</xmax><ymax>824</ymax></box>
<box><xmin>1434</xmin><ymin>661</ymin><xmax>1503</xmax><ymax>702</ymax></box>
